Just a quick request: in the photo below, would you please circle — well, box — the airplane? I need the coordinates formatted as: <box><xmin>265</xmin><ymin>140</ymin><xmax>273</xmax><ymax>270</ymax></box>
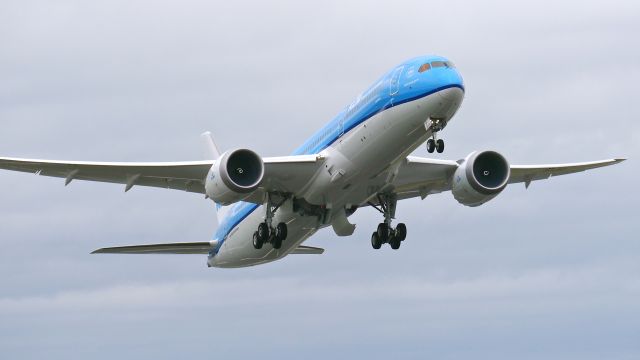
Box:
<box><xmin>0</xmin><ymin>55</ymin><xmax>625</xmax><ymax>268</ymax></box>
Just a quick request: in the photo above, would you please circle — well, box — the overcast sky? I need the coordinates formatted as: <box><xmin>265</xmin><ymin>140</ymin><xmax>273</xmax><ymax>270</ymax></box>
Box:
<box><xmin>1</xmin><ymin>0</ymin><xmax>639</xmax><ymax>359</ymax></box>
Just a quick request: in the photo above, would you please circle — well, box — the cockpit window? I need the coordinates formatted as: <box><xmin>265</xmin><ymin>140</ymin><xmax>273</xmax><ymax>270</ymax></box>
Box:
<box><xmin>418</xmin><ymin>63</ymin><xmax>431</xmax><ymax>73</ymax></box>
<box><xmin>431</xmin><ymin>60</ymin><xmax>456</xmax><ymax>69</ymax></box>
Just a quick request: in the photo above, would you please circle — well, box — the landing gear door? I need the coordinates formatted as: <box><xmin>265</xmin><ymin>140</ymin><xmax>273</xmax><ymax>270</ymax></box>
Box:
<box><xmin>389</xmin><ymin>66</ymin><xmax>404</xmax><ymax>96</ymax></box>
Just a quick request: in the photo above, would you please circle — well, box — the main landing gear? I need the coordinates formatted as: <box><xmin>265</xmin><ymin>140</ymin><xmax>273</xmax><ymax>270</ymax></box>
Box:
<box><xmin>368</xmin><ymin>194</ymin><xmax>407</xmax><ymax>250</ymax></box>
<box><xmin>253</xmin><ymin>222</ymin><xmax>288</xmax><ymax>250</ymax></box>
<box><xmin>253</xmin><ymin>194</ymin><xmax>288</xmax><ymax>250</ymax></box>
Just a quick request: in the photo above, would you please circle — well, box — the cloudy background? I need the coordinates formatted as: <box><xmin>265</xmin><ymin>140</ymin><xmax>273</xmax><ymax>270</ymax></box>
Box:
<box><xmin>0</xmin><ymin>0</ymin><xmax>638</xmax><ymax>358</ymax></box>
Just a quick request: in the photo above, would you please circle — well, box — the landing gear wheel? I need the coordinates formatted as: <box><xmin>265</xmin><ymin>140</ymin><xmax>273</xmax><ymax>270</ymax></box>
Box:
<box><xmin>436</xmin><ymin>139</ymin><xmax>445</xmax><ymax>153</ymax></box>
<box><xmin>252</xmin><ymin>231</ymin><xmax>263</xmax><ymax>249</ymax></box>
<box><xmin>272</xmin><ymin>236</ymin><xmax>283</xmax><ymax>250</ymax></box>
<box><xmin>275</xmin><ymin>222</ymin><xmax>288</xmax><ymax>241</ymax></box>
<box><xmin>371</xmin><ymin>193</ymin><xmax>408</xmax><ymax>250</ymax></box>
<box><xmin>377</xmin><ymin>223</ymin><xmax>390</xmax><ymax>243</ymax></box>
<box><xmin>396</xmin><ymin>223</ymin><xmax>407</xmax><ymax>241</ymax></box>
<box><xmin>371</xmin><ymin>232</ymin><xmax>382</xmax><ymax>249</ymax></box>
<box><xmin>257</xmin><ymin>222</ymin><xmax>269</xmax><ymax>243</ymax></box>
<box><xmin>426</xmin><ymin>139</ymin><xmax>436</xmax><ymax>153</ymax></box>
<box><xmin>390</xmin><ymin>236</ymin><xmax>401</xmax><ymax>250</ymax></box>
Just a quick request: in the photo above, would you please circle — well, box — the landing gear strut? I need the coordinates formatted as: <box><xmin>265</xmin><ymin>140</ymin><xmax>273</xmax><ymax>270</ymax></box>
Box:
<box><xmin>368</xmin><ymin>194</ymin><xmax>407</xmax><ymax>250</ymax></box>
<box><xmin>253</xmin><ymin>193</ymin><xmax>288</xmax><ymax>250</ymax></box>
<box><xmin>426</xmin><ymin>118</ymin><xmax>445</xmax><ymax>154</ymax></box>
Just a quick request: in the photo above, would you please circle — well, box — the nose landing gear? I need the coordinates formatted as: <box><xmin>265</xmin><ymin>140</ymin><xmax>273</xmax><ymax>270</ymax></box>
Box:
<box><xmin>368</xmin><ymin>194</ymin><xmax>407</xmax><ymax>250</ymax></box>
<box><xmin>426</xmin><ymin>118</ymin><xmax>446</xmax><ymax>153</ymax></box>
<box><xmin>426</xmin><ymin>137</ymin><xmax>444</xmax><ymax>154</ymax></box>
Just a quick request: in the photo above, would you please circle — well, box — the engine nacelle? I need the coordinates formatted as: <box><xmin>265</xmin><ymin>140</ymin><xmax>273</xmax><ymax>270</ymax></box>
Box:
<box><xmin>451</xmin><ymin>150</ymin><xmax>510</xmax><ymax>207</ymax></box>
<box><xmin>205</xmin><ymin>149</ymin><xmax>264</xmax><ymax>205</ymax></box>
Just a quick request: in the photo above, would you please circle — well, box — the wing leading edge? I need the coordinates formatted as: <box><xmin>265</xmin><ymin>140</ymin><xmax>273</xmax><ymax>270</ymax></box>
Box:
<box><xmin>388</xmin><ymin>156</ymin><xmax>625</xmax><ymax>201</ymax></box>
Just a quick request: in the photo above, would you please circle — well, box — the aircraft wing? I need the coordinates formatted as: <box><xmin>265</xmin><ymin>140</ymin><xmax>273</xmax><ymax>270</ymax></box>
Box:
<box><xmin>389</xmin><ymin>156</ymin><xmax>625</xmax><ymax>201</ymax></box>
<box><xmin>508</xmin><ymin>159</ymin><xmax>626</xmax><ymax>188</ymax></box>
<box><xmin>0</xmin><ymin>154</ymin><xmax>322</xmax><ymax>198</ymax></box>
<box><xmin>0</xmin><ymin>157</ymin><xmax>213</xmax><ymax>193</ymax></box>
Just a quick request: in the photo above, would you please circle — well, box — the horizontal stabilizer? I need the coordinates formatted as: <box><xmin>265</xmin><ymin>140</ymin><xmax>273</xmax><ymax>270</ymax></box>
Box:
<box><xmin>92</xmin><ymin>242</ymin><xmax>214</xmax><ymax>255</ymax></box>
<box><xmin>291</xmin><ymin>245</ymin><xmax>324</xmax><ymax>255</ymax></box>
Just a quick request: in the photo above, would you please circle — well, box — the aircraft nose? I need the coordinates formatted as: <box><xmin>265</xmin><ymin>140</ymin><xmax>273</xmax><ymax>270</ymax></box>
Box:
<box><xmin>435</xmin><ymin>65</ymin><xmax>464</xmax><ymax>102</ymax></box>
<box><xmin>438</xmin><ymin>86</ymin><xmax>464</xmax><ymax>102</ymax></box>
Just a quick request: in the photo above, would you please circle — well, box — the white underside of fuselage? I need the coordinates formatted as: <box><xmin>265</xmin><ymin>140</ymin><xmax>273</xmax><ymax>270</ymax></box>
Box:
<box><xmin>209</xmin><ymin>87</ymin><xmax>463</xmax><ymax>268</ymax></box>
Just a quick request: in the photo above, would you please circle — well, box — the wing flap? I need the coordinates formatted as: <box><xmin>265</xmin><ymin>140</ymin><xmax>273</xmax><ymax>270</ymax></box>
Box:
<box><xmin>92</xmin><ymin>242</ymin><xmax>213</xmax><ymax>255</ymax></box>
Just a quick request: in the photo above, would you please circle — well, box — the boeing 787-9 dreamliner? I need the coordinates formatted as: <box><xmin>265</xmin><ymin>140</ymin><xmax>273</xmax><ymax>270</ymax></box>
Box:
<box><xmin>0</xmin><ymin>55</ymin><xmax>625</xmax><ymax>268</ymax></box>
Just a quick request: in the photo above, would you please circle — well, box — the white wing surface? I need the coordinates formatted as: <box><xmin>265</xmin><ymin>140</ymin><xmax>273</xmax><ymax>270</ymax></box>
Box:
<box><xmin>390</xmin><ymin>156</ymin><xmax>459</xmax><ymax>200</ymax></box>
<box><xmin>0</xmin><ymin>157</ymin><xmax>213</xmax><ymax>193</ymax></box>
<box><xmin>509</xmin><ymin>159</ymin><xmax>626</xmax><ymax>188</ymax></box>
<box><xmin>389</xmin><ymin>156</ymin><xmax>625</xmax><ymax>200</ymax></box>
<box><xmin>0</xmin><ymin>154</ymin><xmax>322</xmax><ymax>199</ymax></box>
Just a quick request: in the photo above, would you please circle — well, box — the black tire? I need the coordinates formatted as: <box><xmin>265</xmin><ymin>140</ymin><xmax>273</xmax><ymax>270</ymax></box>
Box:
<box><xmin>253</xmin><ymin>231</ymin><xmax>263</xmax><ymax>249</ymax></box>
<box><xmin>272</xmin><ymin>236</ymin><xmax>282</xmax><ymax>250</ymax></box>
<box><xmin>396</xmin><ymin>223</ymin><xmax>407</xmax><ymax>241</ymax></box>
<box><xmin>371</xmin><ymin>232</ymin><xmax>382</xmax><ymax>249</ymax></box>
<box><xmin>436</xmin><ymin>139</ymin><xmax>445</xmax><ymax>153</ymax></box>
<box><xmin>426</xmin><ymin>139</ymin><xmax>435</xmax><ymax>153</ymax></box>
<box><xmin>377</xmin><ymin>223</ymin><xmax>389</xmax><ymax>243</ymax></box>
<box><xmin>276</xmin><ymin>222</ymin><xmax>288</xmax><ymax>240</ymax></box>
<box><xmin>390</xmin><ymin>236</ymin><xmax>401</xmax><ymax>250</ymax></box>
<box><xmin>257</xmin><ymin>222</ymin><xmax>269</xmax><ymax>242</ymax></box>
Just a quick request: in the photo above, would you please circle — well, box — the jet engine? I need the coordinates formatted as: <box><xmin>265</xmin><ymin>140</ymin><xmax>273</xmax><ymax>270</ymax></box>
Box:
<box><xmin>451</xmin><ymin>151</ymin><xmax>510</xmax><ymax>207</ymax></box>
<box><xmin>205</xmin><ymin>149</ymin><xmax>264</xmax><ymax>205</ymax></box>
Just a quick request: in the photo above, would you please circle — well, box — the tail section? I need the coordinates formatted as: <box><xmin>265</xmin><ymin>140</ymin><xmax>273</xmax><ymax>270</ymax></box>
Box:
<box><xmin>200</xmin><ymin>131</ymin><xmax>221</xmax><ymax>160</ymax></box>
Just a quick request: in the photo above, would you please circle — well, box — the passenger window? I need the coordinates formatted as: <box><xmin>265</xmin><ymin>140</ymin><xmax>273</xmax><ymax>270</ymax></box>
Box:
<box><xmin>445</xmin><ymin>61</ymin><xmax>456</xmax><ymax>68</ymax></box>
<box><xmin>431</xmin><ymin>61</ymin><xmax>446</xmax><ymax>68</ymax></box>
<box><xmin>418</xmin><ymin>63</ymin><xmax>431</xmax><ymax>72</ymax></box>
